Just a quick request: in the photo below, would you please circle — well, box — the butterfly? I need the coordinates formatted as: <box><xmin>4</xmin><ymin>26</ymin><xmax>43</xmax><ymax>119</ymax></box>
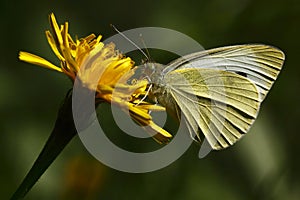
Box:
<box><xmin>144</xmin><ymin>44</ymin><xmax>285</xmax><ymax>150</ymax></box>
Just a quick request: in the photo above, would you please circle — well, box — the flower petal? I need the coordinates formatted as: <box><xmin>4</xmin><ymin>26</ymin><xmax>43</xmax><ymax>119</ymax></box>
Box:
<box><xmin>49</xmin><ymin>13</ymin><xmax>63</xmax><ymax>46</ymax></box>
<box><xmin>46</xmin><ymin>31</ymin><xmax>65</xmax><ymax>61</ymax></box>
<box><xmin>146</xmin><ymin>121</ymin><xmax>172</xmax><ymax>144</ymax></box>
<box><xmin>19</xmin><ymin>51</ymin><xmax>62</xmax><ymax>72</ymax></box>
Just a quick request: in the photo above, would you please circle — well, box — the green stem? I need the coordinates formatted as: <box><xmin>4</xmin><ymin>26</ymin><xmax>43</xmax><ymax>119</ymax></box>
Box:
<box><xmin>11</xmin><ymin>91</ymin><xmax>77</xmax><ymax>199</ymax></box>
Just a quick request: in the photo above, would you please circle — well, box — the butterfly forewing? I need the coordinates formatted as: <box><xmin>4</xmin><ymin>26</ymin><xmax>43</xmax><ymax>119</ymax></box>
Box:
<box><xmin>164</xmin><ymin>44</ymin><xmax>285</xmax><ymax>101</ymax></box>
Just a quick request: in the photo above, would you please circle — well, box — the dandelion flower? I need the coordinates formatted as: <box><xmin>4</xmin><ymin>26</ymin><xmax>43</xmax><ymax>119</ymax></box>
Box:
<box><xmin>19</xmin><ymin>13</ymin><xmax>172</xmax><ymax>143</ymax></box>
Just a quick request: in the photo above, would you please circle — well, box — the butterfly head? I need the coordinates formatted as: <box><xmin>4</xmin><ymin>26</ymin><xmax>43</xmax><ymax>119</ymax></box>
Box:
<box><xmin>140</xmin><ymin>62</ymin><xmax>165</xmax><ymax>84</ymax></box>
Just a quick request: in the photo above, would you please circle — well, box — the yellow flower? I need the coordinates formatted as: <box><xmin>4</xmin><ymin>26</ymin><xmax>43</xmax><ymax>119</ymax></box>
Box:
<box><xmin>19</xmin><ymin>13</ymin><xmax>172</xmax><ymax>143</ymax></box>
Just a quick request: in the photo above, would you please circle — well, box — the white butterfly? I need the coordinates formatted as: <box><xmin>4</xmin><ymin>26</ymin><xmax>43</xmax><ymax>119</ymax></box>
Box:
<box><xmin>146</xmin><ymin>44</ymin><xmax>285</xmax><ymax>150</ymax></box>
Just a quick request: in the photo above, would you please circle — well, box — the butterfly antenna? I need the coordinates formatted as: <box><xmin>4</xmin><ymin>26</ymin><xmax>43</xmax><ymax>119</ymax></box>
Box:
<box><xmin>110</xmin><ymin>24</ymin><xmax>149</xmax><ymax>60</ymax></box>
<box><xmin>110</xmin><ymin>25</ymin><xmax>153</xmax><ymax>106</ymax></box>
<box><xmin>139</xmin><ymin>34</ymin><xmax>151</xmax><ymax>62</ymax></box>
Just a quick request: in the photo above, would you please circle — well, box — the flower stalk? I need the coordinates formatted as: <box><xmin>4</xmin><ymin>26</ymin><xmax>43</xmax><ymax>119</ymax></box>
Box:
<box><xmin>11</xmin><ymin>92</ymin><xmax>76</xmax><ymax>199</ymax></box>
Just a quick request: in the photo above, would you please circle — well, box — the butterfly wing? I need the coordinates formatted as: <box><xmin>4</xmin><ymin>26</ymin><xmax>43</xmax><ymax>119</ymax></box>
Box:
<box><xmin>164</xmin><ymin>44</ymin><xmax>285</xmax><ymax>101</ymax></box>
<box><xmin>163</xmin><ymin>68</ymin><xmax>260</xmax><ymax>150</ymax></box>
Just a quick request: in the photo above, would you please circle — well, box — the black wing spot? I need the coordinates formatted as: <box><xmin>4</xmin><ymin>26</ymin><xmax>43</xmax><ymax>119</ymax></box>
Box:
<box><xmin>235</xmin><ymin>71</ymin><xmax>247</xmax><ymax>78</ymax></box>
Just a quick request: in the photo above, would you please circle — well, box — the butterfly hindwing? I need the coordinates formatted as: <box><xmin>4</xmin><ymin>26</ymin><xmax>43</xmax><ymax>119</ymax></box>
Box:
<box><xmin>163</xmin><ymin>68</ymin><xmax>260</xmax><ymax>150</ymax></box>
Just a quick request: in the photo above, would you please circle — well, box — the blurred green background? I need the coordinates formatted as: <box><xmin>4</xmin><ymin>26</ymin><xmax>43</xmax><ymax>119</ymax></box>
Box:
<box><xmin>1</xmin><ymin>0</ymin><xmax>299</xmax><ymax>199</ymax></box>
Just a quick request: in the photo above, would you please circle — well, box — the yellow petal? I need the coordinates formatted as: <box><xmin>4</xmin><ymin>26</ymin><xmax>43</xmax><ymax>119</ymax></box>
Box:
<box><xmin>62</xmin><ymin>22</ymin><xmax>69</xmax><ymax>49</ymax></box>
<box><xmin>46</xmin><ymin>31</ymin><xmax>65</xmax><ymax>61</ymax></box>
<box><xmin>146</xmin><ymin>121</ymin><xmax>172</xmax><ymax>144</ymax></box>
<box><xmin>19</xmin><ymin>51</ymin><xmax>62</xmax><ymax>72</ymax></box>
<box><xmin>129</xmin><ymin>105</ymin><xmax>152</xmax><ymax>121</ymax></box>
<box><xmin>49</xmin><ymin>13</ymin><xmax>63</xmax><ymax>45</ymax></box>
<box><xmin>135</xmin><ymin>104</ymin><xmax>166</xmax><ymax>112</ymax></box>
